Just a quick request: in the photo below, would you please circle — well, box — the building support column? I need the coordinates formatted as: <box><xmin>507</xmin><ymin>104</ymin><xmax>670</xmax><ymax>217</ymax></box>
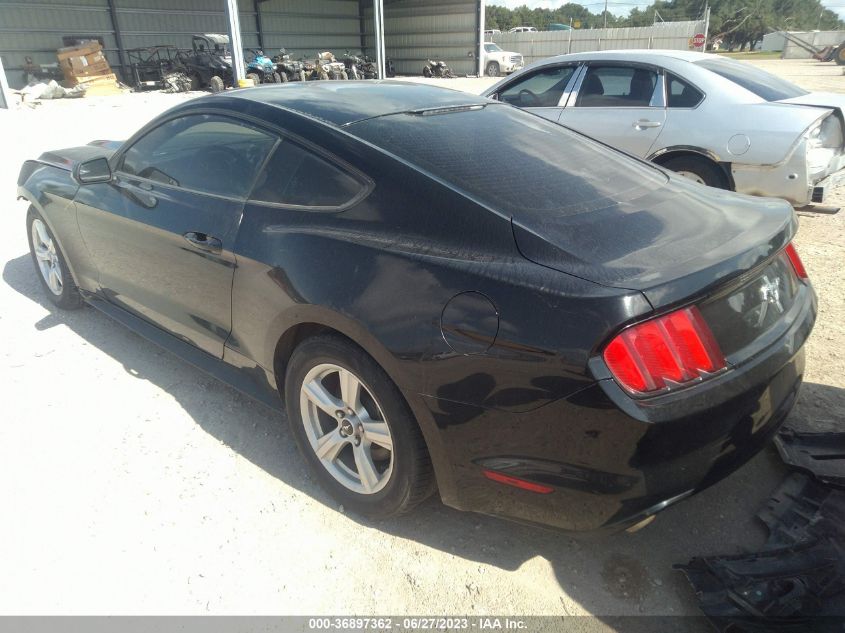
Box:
<box><xmin>373</xmin><ymin>0</ymin><xmax>386</xmax><ymax>79</ymax></box>
<box><xmin>477</xmin><ymin>0</ymin><xmax>485</xmax><ymax>76</ymax></box>
<box><xmin>254</xmin><ymin>0</ymin><xmax>265</xmax><ymax>51</ymax></box>
<box><xmin>106</xmin><ymin>0</ymin><xmax>128</xmax><ymax>81</ymax></box>
<box><xmin>225</xmin><ymin>0</ymin><xmax>246</xmax><ymax>83</ymax></box>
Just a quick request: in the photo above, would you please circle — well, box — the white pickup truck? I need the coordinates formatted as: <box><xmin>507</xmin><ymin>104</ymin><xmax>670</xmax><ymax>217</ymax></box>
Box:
<box><xmin>482</xmin><ymin>42</ymin><xmax>524</xmax><ymax>78</ymax></box>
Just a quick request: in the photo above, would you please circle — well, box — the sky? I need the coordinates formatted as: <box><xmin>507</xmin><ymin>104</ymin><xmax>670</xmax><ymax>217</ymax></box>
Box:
<box><xmin>487</xmin><ymin>0</ymin><xmax>845</xmax><ymax>19</ymax></box>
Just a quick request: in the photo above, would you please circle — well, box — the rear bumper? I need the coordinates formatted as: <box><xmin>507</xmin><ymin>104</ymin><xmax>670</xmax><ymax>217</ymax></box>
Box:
<box><xmin>421</xmin><ymin>284</ymin><xmax>816</xmax><ymax>533</ymax></box>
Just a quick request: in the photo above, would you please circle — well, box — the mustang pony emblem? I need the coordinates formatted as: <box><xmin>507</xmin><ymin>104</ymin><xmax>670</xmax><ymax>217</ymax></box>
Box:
<box><xmin>757</xmin><ymin>275</ymin><xmax>784</xmax><ymax>326</ymax></box>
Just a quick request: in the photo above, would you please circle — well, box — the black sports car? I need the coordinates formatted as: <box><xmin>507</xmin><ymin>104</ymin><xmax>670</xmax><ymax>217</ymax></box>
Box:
<box><xmin>17</xmin><ymin>82</ymin><xmax>816</xmax><ymax>533</ymax></box>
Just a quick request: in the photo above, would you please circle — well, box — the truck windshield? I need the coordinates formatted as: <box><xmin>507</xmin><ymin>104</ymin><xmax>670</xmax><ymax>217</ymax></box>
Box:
<box><xmin>484</xmin><ymin>44</ymin><xmax>502</xmax><ymax>53</ymax></box>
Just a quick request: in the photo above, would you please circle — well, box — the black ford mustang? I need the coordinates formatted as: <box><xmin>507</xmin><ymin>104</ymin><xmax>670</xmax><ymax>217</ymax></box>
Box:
<box><xmin>18</xmin><ymin>82</ymin><xmax>816</xmax><ymax>533</ymax></box>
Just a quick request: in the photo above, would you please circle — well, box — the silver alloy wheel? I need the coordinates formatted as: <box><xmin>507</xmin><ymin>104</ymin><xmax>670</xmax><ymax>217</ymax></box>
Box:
<box><xmin>676</xmin><ymin>170</ymin><xmax>706</xmax><ymax>185</ymax></box>
<box><xmin>300</xmin><ymin>363</ymin><xmax>394</xmax><ymax>494</ymax></box>
<box><xmin>31</xmin><ymin>218</ymin><xmax>63</xmax><ymax>296</ymax></box>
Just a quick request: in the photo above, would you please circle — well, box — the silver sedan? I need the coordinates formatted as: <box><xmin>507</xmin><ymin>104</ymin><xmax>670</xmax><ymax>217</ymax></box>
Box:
<box><xmin>483</xmin><ymin>50</ymin><xmax>845</xmax><ymax>206</ymax></box>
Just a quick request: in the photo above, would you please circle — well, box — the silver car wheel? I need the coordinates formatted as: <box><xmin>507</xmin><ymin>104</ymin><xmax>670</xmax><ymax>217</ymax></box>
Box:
<box><xmin>300</xmin><ymin>363</ymin><xmax>394</xmax><ymax>494</ymax></box>
<box><xmin>31</xmin><ymin>218</ymin><xmax>63</xmax><ymax>295</ymax></box>
<box><xmin>676</xmin><ymin>170</ymin><xmax>706</xmax><ymax>185</ymax></box>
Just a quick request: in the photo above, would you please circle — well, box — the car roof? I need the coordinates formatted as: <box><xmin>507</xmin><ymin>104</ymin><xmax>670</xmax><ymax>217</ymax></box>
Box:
<box><xmin>528</xmin><ymin>49</ymin><xmax>709</xmax><ymax>66</ymax></box>
<box><xmin>223</xmin><ymin>80</ymin><xmax>490</xmax><ymax>126</ymax></box>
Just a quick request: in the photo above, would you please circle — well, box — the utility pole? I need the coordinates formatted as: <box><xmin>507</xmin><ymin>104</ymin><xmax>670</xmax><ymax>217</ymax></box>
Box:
<box><xmin>604</xmin><ymin>0</ymin><xmax>608</xmax><ymax>29</ymax></box>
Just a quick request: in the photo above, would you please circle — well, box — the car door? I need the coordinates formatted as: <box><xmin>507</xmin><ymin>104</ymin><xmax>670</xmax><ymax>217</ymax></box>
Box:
<box><xmin>74</xmin><ymin>113</ymin><xmax>278</xmax><ymax>357</ymax></box>
<box><xmin>558</xmin><ymin>63</ymin><xmax>666</xmax><ymax>157</ymax></box>
<box><xmin>492</xmin><ymin>63</ymin><xmax>580</xmax><ymax>122</ymax></box>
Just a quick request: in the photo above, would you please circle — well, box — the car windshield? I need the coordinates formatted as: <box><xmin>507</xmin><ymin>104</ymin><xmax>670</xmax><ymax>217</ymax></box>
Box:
<box><xmin>695</xmin><ymin>57</ymin><xmax>808</xmax><ymax>101</ymax></box>
<box><xmin>348</xmin><ymin>104</ymin><xmax>667</xmax><ymax>218</ymax></box>
<box><xmin>485</xmin><ymin>43</ymin><xmax>502</xmax><ymax>52</ymax></box>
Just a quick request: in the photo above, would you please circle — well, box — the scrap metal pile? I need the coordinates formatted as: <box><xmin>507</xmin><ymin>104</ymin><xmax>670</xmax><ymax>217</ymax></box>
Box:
<box><xmin>676</xmin><ymin>424</ymin><xmax>845</xmax><ymax>632</ymax></box>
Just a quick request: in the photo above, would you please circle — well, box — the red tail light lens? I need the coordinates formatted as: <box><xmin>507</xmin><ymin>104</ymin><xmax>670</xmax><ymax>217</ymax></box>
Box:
<box><xmin>603</xmin><ymin>306</ymin><xmax>726</xmax><ymax>395</ymax></box>
<box><xmin>785</xmin><ymin>243</ymin><xmax>808</xmax><ymax>280</ymax></box>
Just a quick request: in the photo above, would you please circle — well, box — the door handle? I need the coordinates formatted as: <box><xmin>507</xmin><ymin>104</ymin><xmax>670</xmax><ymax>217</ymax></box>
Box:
<box><xmin>634</xmin><ymin>119</ymin><xmax>662</xmax><ymax>130</ymax></box>
<box><xmin>183</xmin><ymin>231</ymin><xmax>222</xmax><ymax>253</ymax></box>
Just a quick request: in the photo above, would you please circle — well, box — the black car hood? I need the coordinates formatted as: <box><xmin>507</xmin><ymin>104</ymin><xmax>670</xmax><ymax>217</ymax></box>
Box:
<box><xmin>512</xmin><ymin>176</ymin><xmax>797</xmax><ymax>309</ymax></box>
<box><xmin>37</xmin><ymin>140</ymin><xmax>122</xmax><ymax>171</ymax></box>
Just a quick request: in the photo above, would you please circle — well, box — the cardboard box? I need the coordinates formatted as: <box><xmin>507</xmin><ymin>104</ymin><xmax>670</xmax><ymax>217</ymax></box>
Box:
<box><xmin>56</xmin><ymin>41</ymin><xmax>102</xmax><ymax>60</ymax></box>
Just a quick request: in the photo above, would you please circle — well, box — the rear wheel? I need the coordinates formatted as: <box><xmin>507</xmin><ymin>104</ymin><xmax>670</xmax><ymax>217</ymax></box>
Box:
<box><xmin>189</xmin><ymin>73</ymin><xmax>201</xmax><ymax>91</ymax></box>
<box><xmin>272</xmin><ymin>71</ymin><xmax>283</xmax><ymax>83</ymax></box>
<box><xmin>485</xmin><ymin>61</ymin><xmax>500</xmax><ymax>77</ymax></box>
<box><xmin>423</xmin><ymin>66</ymin><xmax>432</xmax><ymax>78</ymax></box>
<box><xmin>246</xmin><ymin>72</ymin><xmax>260</xmax><ymax>86</ymax></box>
<box><xmin>209</xmin><ymin>75</ymin><xmax>224</xmax><ymax>93</ymax></box>
<box><xmin>285</xmin><ymin>335</ymin><xmax>434</xmax><ymax>518</ymax></box>
<box><xmin>836</xmin><ymin>43</ymin><xmax>845</xmax><ymax>65</ymax></box>
<box><xmin>26</xmin><ymin>208</ymin><xmax>83</xmax><ymax>310</ymax></box>
<box><xmin>659</xmin><ymin>155</ymin><xmax>729</xmax><ymax>189</ymax></box>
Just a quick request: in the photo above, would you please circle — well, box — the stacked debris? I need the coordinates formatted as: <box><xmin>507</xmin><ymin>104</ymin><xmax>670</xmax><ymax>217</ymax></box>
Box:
<box><xmin>676</xmin><ymin>425</ymin><xmax>845</xmax><ymax>632</ymax></box>
<box><xmin>56</xmin><ymin>41</ymin><xmax>123</xmax><ymax>97</ymax></box>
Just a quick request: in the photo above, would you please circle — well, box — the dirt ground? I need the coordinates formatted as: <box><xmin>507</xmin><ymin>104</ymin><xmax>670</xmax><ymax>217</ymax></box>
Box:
<box><xmin>0</xmin><ymin>58</ymin><xmax>842</xmax><ymax>620</ymax></box>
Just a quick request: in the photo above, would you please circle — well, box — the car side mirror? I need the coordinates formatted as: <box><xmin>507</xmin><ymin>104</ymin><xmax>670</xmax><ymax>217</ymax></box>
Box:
<box><xmin>75</xmin><ymin>157</ymin><xmax>112</xmax><ymax>184</ymax></box>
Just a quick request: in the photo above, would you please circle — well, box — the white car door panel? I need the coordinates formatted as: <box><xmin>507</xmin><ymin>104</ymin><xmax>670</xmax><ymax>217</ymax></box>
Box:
<box><xmin>558</xmin><ymin>64</ymin><xmax>666</xmax><ymax>157</ymax></box>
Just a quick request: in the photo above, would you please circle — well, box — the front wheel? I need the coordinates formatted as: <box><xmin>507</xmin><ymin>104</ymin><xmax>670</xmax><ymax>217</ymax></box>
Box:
<box><xmin>273</xmin><ymin>71</ymin><xmax>283</xmax><ymax>83</ymax></box>
<box><xmin>26</xmin><ymin>208</ymin><xmax>83</xmax><ymax>310</ymax></box>
<box><xmin>209</xmin><ymin>75</ymin><xmax>224</xmax><ymax>92</ymax></box>
<box><xmin>285</xmin><ymin>335</ymin><xmax>434</xmax><ymax>518</ymax></box>
<box><xmin>246</xmin><ymin>72</ymin><xmax>260</xmax><ymax>86</ymax></box>
<box><xmin>485</xmin><ymin>61</ymin><xmax>500</xmax><ymax>77</ymax></box>
<box><xmin>423</xmin><ymin>66</ymin><xmax>432</xmax><ymax>78</ymax></box>
<box><xmin>660</xmin><ymin>155</ymin><xmax>729</xmax><ymax>189</ymax></box>
<box><xmin>836</xmin><ymin>43</ymin><xmax>845</xmax><ymax>65</ymax></box>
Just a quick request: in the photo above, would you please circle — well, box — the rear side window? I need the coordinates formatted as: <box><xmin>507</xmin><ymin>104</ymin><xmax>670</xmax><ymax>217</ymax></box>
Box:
<box><xmin>120</xmin><ymin>114</ymin><xmax>276</xmax><ymax>198</ymax></box>
<box><xmin>498</xmin><ymin>65</ymin><xmax>576</xmax><ymax>108</ymax></box>
<box><xmin>666</xmin><ymin>74</ymin><xmax>704</xmax><ymax>108</ymax></box>
<box><xmin>695</xmin><ymin>58</ymin><xmax>807</xmax><ymax>101</ymax></box>
<box><xmin>577</xmin><ymin>66</ymin><xmax>658</xmax><ymax>107</ymax></box>
<box><xmin>250</xmin><ymin>139</ymin><xmax>363</xmax><ymax>209</ymax></box>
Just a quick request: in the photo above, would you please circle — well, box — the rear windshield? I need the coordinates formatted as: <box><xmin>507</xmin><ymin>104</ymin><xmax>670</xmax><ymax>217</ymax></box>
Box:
<box><xmin>348</xmin><ymin>104</ymin><xmax>666</xmax><ymax>218</ymax></box>
<box><xmin>695</xmin><ymin>58</ymin><xmax>808</xmax><ymax>102</ymax></box>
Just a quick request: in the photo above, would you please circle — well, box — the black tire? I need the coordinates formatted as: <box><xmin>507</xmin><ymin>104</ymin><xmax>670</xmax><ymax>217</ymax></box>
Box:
<box><xmin>485</xmin><ymin>61</ymin><xmax>500</xmax><ymax>77</ymax></box>
<box><xmin>277</xmin><ymin>71</ymin><xmax>287</xmax><ymax>83</ymax></box>
<box><xmin>340</xmin><ymin>70</ymin><xmax>348</xmax><ymax>80</ymax></box>
<box><xmin>836</xmin><ymin>44</ymin><xmax>845</xmax><ymax>66</ymax></box>
<box><xmin>26</xmin><ymin>207</ymin><xmax>83</xmax><ymax>310</ymax></box>
<box><xmin>246</xmin><ymin>73</ymin><xmax>260</xmax><ymax>87</ymax></box>
<box><xmin>349</xmin><ymin>67</ymin><xmax>359</xmax><ymax>80</ymax></box>
<box><xmin>285</xmin><ymin>335</ymin><xmax>434</xmax><ymax>518</ymax></box>
<box><xmin>209</xmin><ymin>75</ymin><xmax>224</xmax><ymax>93</ymax></box>
<box><xmin>423</xmin><ymin>66</ymin><xmax>432</xmax><ymax>78</ymax></box>
<box><xmin>189</xmin><ymin>73</ymin><xmax>201</xmax><ymax>91</ymax></box>
<box><xmin>659</xmin><ymin>155</ymin><xmax>729</xmax><ymax>189</ymax></box>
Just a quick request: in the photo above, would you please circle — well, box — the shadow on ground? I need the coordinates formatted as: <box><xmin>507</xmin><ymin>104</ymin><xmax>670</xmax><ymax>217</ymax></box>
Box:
<box><xmin>6</xmin><ymin>251</ymin><xmax>842</xmax><ymax>623</ymax></box>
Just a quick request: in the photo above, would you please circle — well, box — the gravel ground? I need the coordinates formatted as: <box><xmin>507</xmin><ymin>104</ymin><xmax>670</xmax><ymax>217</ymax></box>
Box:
<box><xmin>0</xmin><ymin>58</ymin><xmax>842</xmax><ymax>619</ymax></box>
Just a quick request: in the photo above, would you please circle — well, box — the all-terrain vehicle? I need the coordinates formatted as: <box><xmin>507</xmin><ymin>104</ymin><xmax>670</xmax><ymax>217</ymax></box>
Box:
<box><xmin>312</xmin><ymin>51</ymin><xmax>347</xmax><ymax>80</ymax></box>
<box><xmin>126</xmin><ymin>45</ymin><xmax>190</xmax><ymax>92</ymax></box>
<box><xmin>422</xmin><ymin>59</ymin><xmax>453</xmax><ymax>78</ymax></box>
<box><xmin>176</xmin><ymin>33</ymin><xmax>233</xmax><ymax>92</ymax></box>
<box><xmin>272</xmin><ymin>49</ymin><xmax>307</xmax><ymax>82</ymax></box>
<box><xmin>340</xmin><ymin>51</ymin><xmax>378</xmax><ymax>79</ymax></box>
<box><xmin>245</xmin><ymin>49</ymin><xmax>281</xmax><ymax>84</ymax></box>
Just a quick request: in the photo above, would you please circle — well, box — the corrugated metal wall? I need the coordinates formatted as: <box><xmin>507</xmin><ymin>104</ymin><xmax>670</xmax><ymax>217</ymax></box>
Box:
<box><xmin>364</xmin><ymin>0</ymin><xmax>479</xmax><ymax>76</ymax></box>
<box><xmin>0</xmin><ymin>0</ymin><xmax>482</xmax><ymax>88</ymax></box>
<box><xmin>491</xmin><ymin>21</ymin><xmax>706</xmax><ymax>65</ymax></box>
<box><xmin>0</xmin><ymin>0</ymin><xmax>258</xmax><ymax>88</ymax></box>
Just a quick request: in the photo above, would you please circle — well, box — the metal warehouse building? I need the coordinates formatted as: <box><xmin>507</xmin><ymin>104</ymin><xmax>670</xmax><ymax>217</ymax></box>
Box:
<box><xmin>0</xmin><ymin>0</ymin><xmax>485</xmax><ymax>89</ymax></box>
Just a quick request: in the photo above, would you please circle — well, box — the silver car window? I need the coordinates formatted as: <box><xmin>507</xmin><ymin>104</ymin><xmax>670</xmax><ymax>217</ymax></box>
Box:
<box><xmin>576</xmin><ymin>65</ymin><xmax>659</xmax><ymax>108</ymax></box>
<box><xmin>498</xmin><ymin>65</ymin><xmax>577</xmax><ymax>108</ymax></box>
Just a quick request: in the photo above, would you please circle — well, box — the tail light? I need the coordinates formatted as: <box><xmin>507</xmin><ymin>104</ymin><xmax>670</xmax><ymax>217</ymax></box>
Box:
<box><xmin>785</xmin><ymin>243</ymin><xmax>808</xmax><ymax>280</ymax></box>
<box><xmin>603</xmin><ymin>306</ymin><xmax>726</xmax><ymax>395</ymax></box>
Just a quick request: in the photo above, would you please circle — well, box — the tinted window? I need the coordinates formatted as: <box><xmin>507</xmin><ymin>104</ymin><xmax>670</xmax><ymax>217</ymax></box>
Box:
<box><xmin>484</xmin><ymin>43</ymin><xmax>501</xmax><ymax>53</ymax></box>
<box><xmin>121</xmin><ymin>114</ymin><xmax>276</xmax><ymax>198</ymax></box>
<box><xmin>499</xmin><ymin>65</ymin><xmax>576</xmax><ymax>107</ymax></box>
<box><xmin>666</xmin><ymin>73</ymin><xmax>704</xmax><ymax>108</ymax></box>
<box><xmin>250</xmin><ymin>140</ymin><xmax>362</xmax><ymax>208</ymax></box>
<box><xmin>577</xmin><ymin>65</ymin><xmax>657</xmax><ymax>107</ymax></box>
<box><xmin>349</xmin><ymin>104</ymin><xmax>666</xmax><ymax>219</ymax></box>
<box><xmin>695</xmin><ymin>58</ymin><xmax>807</xmax><ymax>101</ymax></box>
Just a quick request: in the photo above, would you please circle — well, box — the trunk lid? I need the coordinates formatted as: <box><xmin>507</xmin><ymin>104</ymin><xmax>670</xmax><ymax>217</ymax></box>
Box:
<box><xmin>512</xmin><ymin>176</ymin><xmax>797</xmax><ymax>310</ymax></box>
<box><xmin>778</xmin><ymin>91</ymin><xmax>845</xmax><ymax>115</ymax></box>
